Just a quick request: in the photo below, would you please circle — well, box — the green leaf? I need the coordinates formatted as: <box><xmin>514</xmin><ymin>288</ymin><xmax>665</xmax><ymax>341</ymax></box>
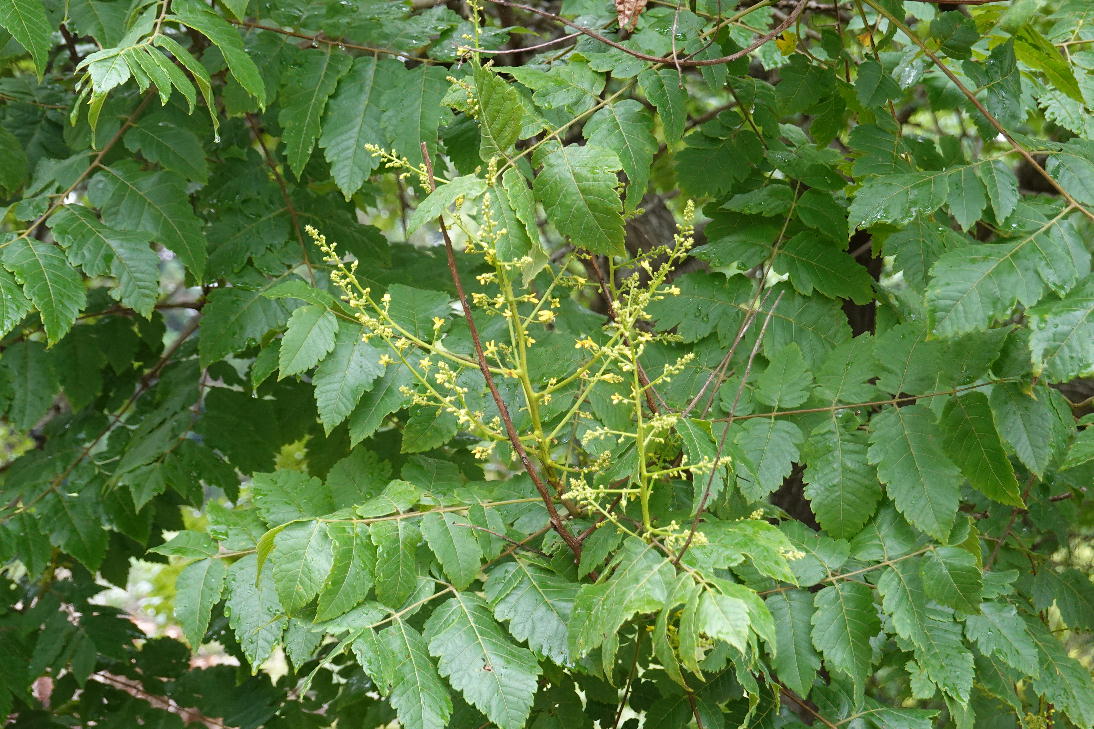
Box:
<box><xmin>0</xmin><ymin>267</ymin><xmax>31</xmax><ymax>337</ymax></box>
<box><xmin>989</xmin><ymin>383</ymin><xmax>1064</xmax><ymax>477</ymax></box>
<box><xmin>778</xmin><ymin>233</ymin><xmax>875</xmax><ymax>304</ymax></box>
<box><xmin>755</xmin><ymin>343</ymin><xmax>813</xmax><ymax>409</ymax></box>
<box><xmin>406</xmin><ymin>174</ymin><xmax>488</xmax><ymax>235</ymax></box>
<box><xmin>320</xmin><ymin>56</ymin><xmax>391</xmax><ymax>199</ymax></box>
<box><xmin>170</xmin><ymin>0</ymin><xmax>266</xmax><ymax>105</ymax></box>
<box><xmin>930</xmin><ymin>11</ymin><xmax>978</xmax><ymax>60</ymax></box>
<box><xmin>533</xmin><ymin>144</ymin><xmax>625</xmax><ymax>256</ymax></box>
<box><xmin>349</xmin><ymin>365</ymin><xmax>413</xmax><ymax>446</ymax></box>
<box><xmin>766</xmin><ymin>589</ymin><xmax>820</xmax><ymax>697</ymax></box>
<box><xmin>368</xmin><ymin>622</ymin><xmax>453</xmax><ymax>729</ymax></box>
<box><xmin>733</xmin><ymin>419</ymin><xmax>803</xmax><ymax>502</ymax></box>
<box><xmin>569</xmin><ymin>538</ymin><xmax>675</xmax><ymax>657</ymax></box>
<box><xmin>583</xmin><ymin>100</ymin><xmax>656</xmax><ymax>210</ymax></box>
<box><xmin>424</xmin><ymin>593</ymin><xmax>541</xmax><ymax>729</ymax></box>
<box><xmin>485</xmin><ymin>556</ymin><xmax>579</xmax><ymax>666</ymax></box>
<box><xmin>381</xmin><ymin>65</ymin><xmax>450</xmax><ymax>165</ymax></box>
<box><xmin>151</xmin><ymin>531</ymin><xmax>220</xmax><ymax>559</ymax></box>
<box><xmin>270</xmin><ymin>520</ymin><xmax>334</xmax><ymax>615</ymax></box>
<box><xmin>855</xmin><ymin>60</ymin><xmax>900</xmax><ymax>107</ymax></box>
<box><xmin>175</xmin><ymin>557</ymin><xmax>227</xmax><ymax>648</ymax></box>
<box><xmin>123</xmin><ymin>113</ymin><xmax>209</xmax><ymax>183</ymax></box>
<box><xmin>1046</xmin><ymin>140</ymin><xmax>1094</xmax><ymax>207</ymax></box>
<box><xmin>2</xmin><ymin>236</ymin><xmax>86</xmax><ymax>343</ymax></box>
<box><xmin>225</xmin><ymin>553</ymin><xmax>285</xmax><ymax>669</ymax></box>
<box><xmin>89</xmin><ymin>163</ymin><xmax>208</xmax><ymax>281</ymax></box>
<box><xmin>4</xmin><ymin>340</ymin><xmax>58</xmax><ymax>429</ymax></box>
<box><xmin>199</xmin><ymin>286</ymin><xmax>290</xmax><ymax>367</ymax></box>
<box><xmin>420</xmin><ymin>510</ymin><xmax>482</xmax><ymax>590</ymax></box>
<box><xmin>849</xmin><ymin>172</ymin><xmax>949</xmax><ymax>230</ymax></box>
<box><xmin>811</xmin><ymin>582</ymin><xmax>879</xmax><ymax>697</ymax></box>
<box><xmin>1013</xmin><ymin>24</ymin><xmax>1082</xmax><ymax>102</ymax></box>
<box><xmin>475</xmin><ymin>66</ymin><xmax>523</xmax><ymax>161</ymax></box>
<box><xmin>947</xmin><ymin>166</ymin><xmax>987</xmax><ymax>231</ymax></box>
<box><xmin>315</xmin><ymin>521</ymin><xmax>373</xmax><ymax>621</ymax></box>
<box><xmin>938</xmin><ymin>392</ymin><xmax>1023</xmax><ymax>507</ymax></box>
<box><xmin>638</xmin><ymin>68</ymin><xmax>686</xmax><ymax>142</ymax></box>
<box><xmin>251</xmin><ymin>470</ymin><xmax>334</xmax><ymax>525</ymax></box>
<box><xmin>877</xmin><ymin>561</ymin><xmax>973</xmax><ymax>702</ymax></box>
<box><xmin>314</xmin><ymin>321</ymin><xmax>386</xmax><ymax>432</ymax></box>
<box><xmin>0</xmin><ymin>126</ymin><xmax>27</xmax><ymax>194</ymax></box>
<box><xmin>1025</xmin><ymin>617</ymin><xmax>1094</xmax><ymax>728</ymax></box>
<box><xmin>279</xmin><ymin>305</ymin><xmax>338</xmax><ymax>378</ymax></box>
<box><xmin>975</xmin><ymin>161</ymin><xmax>1019</xmax><ymax>223</ymax></box>
<box><xmin>963</xmin><ymin>602</ymin><xmax>1038</xmax><ymax>676</ymax></box>
<box><xmin>0</xmin><ymin>0</ymin><xmax>50</xmax><ymax>76</ymax></box>
<box><xmin>48</xmin><ymin>205</ymin><xmax>159</xmax><ymax>317</ymax></box>
<box><xmin>803</xmin><ymin>415</ymin><xmax>880</xmax><ymax>538</ymax></box>
<box><xmin>868</xmin><ymin>405</ymin><xmax>962</xmax><ymax>541</ymax></box>
<box><xmin>675</xmin><ymin>418</ymin><xmax>728</xmax><ymax>511</ymax></box>
<box><xmin>921</xmin><ymin>547</ymin><xmax>982</xmax><ymax>614</ymax></box>
<box><xmin>1027</xmin><ymin>277</ymin><xmax>1094</xmax><ymax>382</ymax></box>
<box><xmin>927</xmin><ymin>219</ymin><xmax>1087</xmax><ymax>337</ymax></box>
<box><xmin>278</xmin><ymin>47</ymin><xmax>352</xmax><ymax>178</ymax></box>
<box><xmin>370</xmin><ymin>518</ymin><xmax>420</xmax><ymax>608</ymax></box>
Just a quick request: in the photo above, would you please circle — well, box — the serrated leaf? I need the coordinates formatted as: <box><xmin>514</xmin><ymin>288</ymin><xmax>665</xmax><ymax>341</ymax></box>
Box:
<box><xmin>271</xmin><ymin>520</ymin><xmax>334</xmax><ymax>615</ymax></box>
<box><xmin>939</xmin><ymin>392</ymin><xmax>1023</xmax><ymax>507</ymax></box>
<box><xmin>1025</xmin><ymin>616</ymin><xmax>1094</xmax><ymax>728</ymax></box>
<box><xmin>569</xmin><ymin>538</ymin><xmax>674</xmax><ymax>657</ymax></box>
<box><xmin>2</xmin><ymin>236</ymin><xmax>86</xmax><ymax>343</ymax></box>
<box><xmin>123</xmin><ymin>113</ymin><xmax>209</xmax><ymax>183</ymax></box>
<box><xmin>381</xmin><ymin>64</ymin><xmax>450</xmax><ymax>165</ymax></box>
<box><xmin>225</xmin><ymin>553</ymin><xmax>285</xmax><ymax>669</ymax></box>
<box><xmin>407</xmin><ymin>175</ymin><xmax>488</xmax><ymax>235</ymax></box>
<box><xmin>0</xmin><ymin>267</ymin><xmax>31</xmax><ymax>337</ymax></box>
<box><xmin>49</xmin><ymin>205</ymin><xmax>159</xmax><ymax>317</ymax></box>
<box><xmin>424</xmin><ymin>593</ymin><xmax>540</xmax><ymax>729</ymax></box>
<box><xmin>849</xmin><ymin>171</ymin><xmax>949</xmax><ymax>230</ymax></box>
<box><xmin>964</xmin><ymin>602</ymin><xmax>1038</xmax><ymax>676</ymax></box>
<box><xmin>990</xmin><ymin>383</ymin><xmax>1065</xmax><ymax>476</ymax></box>
<box><xmin>0</xmin><ymin>0</ymin><xmax>50</xmax><ymax>75</ymax></box>
<box><xmin>755</xmin><ymin>343</ymin><xmax>813</xmax><ymax>409</ymax></box>
<box><xmin>199</xmin><ymin>286</ymin><xmax>289</xmax><ymax>366</ymax></box>
<box><xmin>421</xmin><ymin>510</ymin><xmax>482</xmax><ymax>590</ymax></box>
<box><xmin>373</xmin><ymin>621</ymin><xmax>453</xmax><ymax>729</ymax></box>
<box><xmin>734</xmin><ymin>419</ymin><xmax>803</xmax><ymax>502</ymax></box>
<box><xmin>922</xmin><ymin>547</ymin><xmax>982</xmax><ymax>614</ymax></box>
<box><xmin>278</xmin><ymin>47</ymin><xmax>352</xmax><ymax>177</ymax></box>
<box><xmin>320</xmin><ymin>56</ymin><xmax>391</xmax><ymax>199</ymax></box>
<box><xmin>778</xmin><ymin>233</ymin><xmax>875</xmax><ymax>304</ymax></box>
<box><xmin>856</xmin><ymin>60</ymin><xmax>900</xmax><ymax>107</ymax></box>
<box><xmin>371</xmin><ymin>518</ymin><xmax>420</xmax><ymax>608</ymax></box>
<box><xmin>675</xmin><ymin>418</ymin><xmax>728</xmax><ymax>512</ymax></box>
<box><xmin>170</xmin><ymin>0</ymin><xmax>266</xmax><ymax>105</ymax></box>
<box><xmin>1027</xmin><ymin>277</ymin><xmax>1094</xmax><ymax>382</ymax></box>
<box><xmin>315</xmin><ymin>521</ymin><xmax>374</xmax><ymax>621</ymax></box>
<box><xmin>766</xmin><ymin>590</ymin><xmax>820</xmax><ymax>697</ymax></box>
<box><xmin>975</xmin><ymin>160</ymin><xmax>1019</xmax><ymax>223</ymax></box>
<box><xmin>947</xmin><ymin>166</ymin><xmax>987</xmax><ymax>231</ymax></box>
<box><xmin>175</xmin><ymin>557</ymin><xmax>227</xmax><ymax>648</ymax></box>
<box><xmin>877</xmin><ymin>561</ymin><xmax>973</xmax><ymax>702</ymax></box>
<box><xmin>868</xmin><ymin>405</ymin><xmax>961</xmax><ymax>541</ymax></box>
<box><xmin>314</xmin><ymin>321</ymin><xmax>385</xmax><ymax>431</ymax></box>
<box><xmin>475</xmin><ymin>66</ymin><xmax>523</xmax><ymax>161</ymax></box>
<box><xmin>533</xmin><ymin>144</ymin><xmax>624</xmax><ymax>256</ymax></box>
<box><xmin>811</xmin><ymin>582</ymin><xmax>879</xmax><ymax>697</ymax></box>
<box><xmin>584</xmin><ymin>100</ymin><xmax>656</xmax><ymax>210</ymax></box>
<box><xmin>638</xmin><ymin>68</ymin><xmax>686</xmax><ymax>142</ymax></box>
<box><xmin>151</xmin><ymin>531</ymin><xmax>219</xmax><ymax>559</ymax></box>
<box><xmin>803</xmin><ymin>415</ymin><xmax>880</xmax><ymax>538</ymax></box>
<box><xmin>89</xmin><ymin>163</ymin><xmax>208</xmax><ymax>281</ymax></box>
<box><xmin>485</xmin><ymin>556</ymin><xmax>578</xmax><ymax>666</ymax></box>
<box><xmin>279</xmin><ymin>305</ymin><xmax>338</xmax><ymax>378</ymax></box>
<box><xmin>251</xmin><ymin>470</ymin><xmax>334</xmax><ymax>525</ymax></box>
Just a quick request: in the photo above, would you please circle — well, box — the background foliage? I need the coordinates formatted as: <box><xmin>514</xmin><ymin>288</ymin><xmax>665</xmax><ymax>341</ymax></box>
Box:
<box><xmin>0</xmin><ymin>1</ymin><xmax>1093</xmax><ymax>728</ymax></box>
